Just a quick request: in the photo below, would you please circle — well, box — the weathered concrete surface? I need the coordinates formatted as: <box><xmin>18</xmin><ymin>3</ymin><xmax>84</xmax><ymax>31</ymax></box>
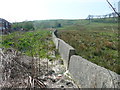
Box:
<box><xmin>0</xmin><ymin>49</ymin><xmax>3</xmax><ymax>88</ymax></box>
<box><xmin>58</xmin><ymin>39</ymin><xmax>75</xmax><ymax>69</ymax></box>
<box><xmin>52</xmin><ymin>32</ymin><xmax>59</xmax><ymax>49</ymax></box>
<box><xmin>69</xmin><ymin>55</ymin><xmax>120</xmax><ymax>88</ymax></box>
<box><xmin>52</xmin><ymin>31</ymin><xmax>120</xmax><ymax>88</ymax></box>
<box><xmin>0</xmin><ymin>48</ymin><xmax>5</xmax><ymax>88</ymax></box>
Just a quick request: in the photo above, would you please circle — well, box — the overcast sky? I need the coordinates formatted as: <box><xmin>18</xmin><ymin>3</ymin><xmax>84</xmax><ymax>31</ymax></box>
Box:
<box><xmin>0</xmin><ymin>0</ymin><xmax>119</xmax><ymax>22</ymax></box>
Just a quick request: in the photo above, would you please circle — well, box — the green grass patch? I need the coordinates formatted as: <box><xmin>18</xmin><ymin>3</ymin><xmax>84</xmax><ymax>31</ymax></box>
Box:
<box><xmin>58</xmin><ymin>24</ymin><xmax>119</xmax><ymax>74</ymax></box>
<box><xmin>1</xmin><ymin>30</ymin><xmax>55</xmax><ymax>58</ymax></box>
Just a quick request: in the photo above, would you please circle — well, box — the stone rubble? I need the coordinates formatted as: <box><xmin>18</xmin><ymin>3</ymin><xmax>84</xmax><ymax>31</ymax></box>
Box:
<box><xmin>0</xmin><ymin>48</ymin><xmax>79</xmax><ymax>89</ymax></box>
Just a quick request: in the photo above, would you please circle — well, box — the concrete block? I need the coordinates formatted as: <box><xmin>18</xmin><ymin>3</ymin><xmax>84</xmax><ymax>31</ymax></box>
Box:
<box><xmin>69</xmin><ymin>55</ymin><xmax>120</xmax><ymax>88</ymax></box>
<box><xmin>58</xmin><ymin>39</ymin><xmax>75</xmax><ymax>69</ymax></box>
<box><xmin>52</xmin><ymin>32</ymin><xmax>59</xmax><ymax>49</ymax></box>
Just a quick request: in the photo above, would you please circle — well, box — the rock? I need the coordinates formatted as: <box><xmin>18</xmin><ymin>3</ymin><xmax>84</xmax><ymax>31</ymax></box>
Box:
<box><xmin>59</xmin><ymin>60</ymin><xmax>64</xmax><ymax>65</ymax></box>
<box><xmin>49</xmin><ymin>59</ymin><xmax>53</xmax><ymax>61</ymax></box>
<box><xmin>60</xmin><ymin>79</ymin><xmax>66</xmax><ymax>83</ymax></box>
<box><xmin>66</xmin><ymin>82</ymin><xmax>73</xmax><ymax>87</ymax></box>
<box><xmin>61</xmin><ymin>85</ymin><xmax>64</xmax><ymax>88</ymax></box>
<box><xmin>49</xmin><ymin>55</ymin><xmax>56</xmax><ymax>58</ymax></box>
<box><xmin>45</xmin><ymin>70</ymin><xmax>55</xmax><ymax>76</ymax></box>
<box><xmin>56</xmin><ymin>74</ymin><xmax>62</xmax><ymax>79</ymax></box>
<box><xmin>58</xmin><ymin>74</ymin><xmax>62</xmax><ymax>77</ymax></box>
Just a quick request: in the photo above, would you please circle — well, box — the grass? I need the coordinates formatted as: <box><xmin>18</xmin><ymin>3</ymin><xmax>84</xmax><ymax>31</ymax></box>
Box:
<box><xmin>1</xmin><ymin>30</ymin><xmax>55</xmax><ymax>58</ymax></box>
<box><xmin>1</xmin><ymin>18</ymin><xmax>119</xmax><ymax>74</ymax></box>
<box><xmin>57</xmin><ymin>19</ymin><xmax>120</xmax><ymax>74</ymax></box>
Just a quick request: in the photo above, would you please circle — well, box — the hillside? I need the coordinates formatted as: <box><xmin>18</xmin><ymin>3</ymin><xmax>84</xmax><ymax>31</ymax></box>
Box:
<box><xmin>0</xmin><ymin>17</ymin><xmax>119</xmax><ymax>88</ymax></box>
<box><xmin>56</xmin><ymin>18</ymin><xmax>119</xmax><ymax>74</ymax></box>
<box><xmin>3</xmin><ymin>18</ymin><xmax>119</xmax><ymax>74</ymax></box>
<box><xmin>11</xmin><ymin>17</ymin><xmax>118</xmax><ymax>30</ymax></box>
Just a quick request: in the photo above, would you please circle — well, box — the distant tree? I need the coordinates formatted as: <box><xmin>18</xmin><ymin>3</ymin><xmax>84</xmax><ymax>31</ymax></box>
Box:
<box><xmin>12</xmin><ymin>21</ymin><xmax>34</xmax><ymax>31</ymax></box>
<box><xmin>54</xmin><ymin>22</ymin><xmax>62</xmax><ymax>28</ymax></box>
<box><xmin>57</xmin><ymin>23</ymin><xmax>62</xmax><ymax>27</ymax></box>
<box><xmin>12</xmin><ymin>23</ymin><xmax>22</xmax><ymax>30</ymax></box>
<box><xmin>22</xmin><ymin>21</ymin><xmax>34</xmax><ymax>31</ymax></box>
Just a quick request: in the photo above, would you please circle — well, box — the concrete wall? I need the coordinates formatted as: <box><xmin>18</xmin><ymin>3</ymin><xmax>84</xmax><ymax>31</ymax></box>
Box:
<box><xmin>69</xmin><ymin>55</ymin><xmax>120</xmax><ymax>88</ymax></box>
<box><xmin>52</xmin><ymin>31</ymin><xmax>75</xmax><ymax>68</ymax></box>
<box><xmin>52</xmin><ymin>32</ymin><xmax>59</xmax><ymax>49</ymax></box>
<box><xmin>58</xmin><ymin>38</ymin><xmax>75</xmax><ymax>68</ymax></box>
<box><xmin>52</xmin><ymin>30</ymin><xmax>120</xmax><ymax>88</ymax></box>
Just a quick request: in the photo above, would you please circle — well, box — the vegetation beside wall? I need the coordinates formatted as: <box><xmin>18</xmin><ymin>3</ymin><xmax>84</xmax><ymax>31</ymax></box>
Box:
<box><xmin>57</xmin><ymin>18</ymin><xmax>119</xmax><ymax>74</ymax></box>
<box><xmin>1</xmin><ymin>17</ymin><xmax>119</xmax><ymax>74</ymax></box>
<box><xmin>12</xmin><ymin>21</ymin><xmax>34</xmax><ymax>31</ymax></box>
<box><xmin>1</xmin><ymin>30</ymin><xmax>55</xmax><ymax>58</ymax></box>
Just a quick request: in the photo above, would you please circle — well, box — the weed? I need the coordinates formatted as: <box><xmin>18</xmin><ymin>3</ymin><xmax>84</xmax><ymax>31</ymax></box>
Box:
<box><xmin>58</xmin><ymin>25</ymin><xmax>119</xmax><ymax>74</ymax></box>
<box><xmin>1</xmin><ymin>30</ymin><xmax>55</xmax><ymax>59</ymax></box>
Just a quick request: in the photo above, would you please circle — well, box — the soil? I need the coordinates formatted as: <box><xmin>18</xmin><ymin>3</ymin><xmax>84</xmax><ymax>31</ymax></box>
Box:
<box><xmin>0</xmin><ymin>48</ymin><xmax>80</xmax><ymax>89</ymax></box>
